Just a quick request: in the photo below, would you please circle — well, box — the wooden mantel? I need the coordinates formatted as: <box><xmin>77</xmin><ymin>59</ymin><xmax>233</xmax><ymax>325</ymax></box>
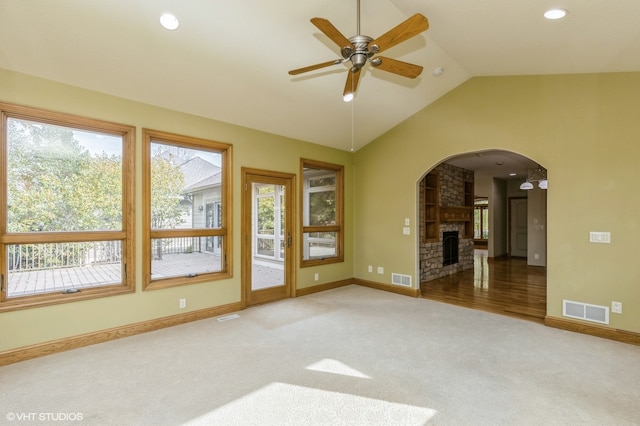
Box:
<box><xmin>439</xmin><ymin>206</ymin><xmax>472</xmax><ymax>222</ymax></box>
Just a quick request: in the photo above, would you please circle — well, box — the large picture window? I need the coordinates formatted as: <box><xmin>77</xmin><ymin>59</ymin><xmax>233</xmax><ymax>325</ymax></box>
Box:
<box><xmin>143</xmin><ymin>129</ymin><xmax>231</xmax><ymax>290</ymax></box>
<box><xmin>301</xmin><ymin>159</ymin><xmax>344</xmax><ymax>266</ymax></box>
<box><xmin>0</xmin><ymin>103</ymin><xmax>135</xmax><ymax>310</ymax></box>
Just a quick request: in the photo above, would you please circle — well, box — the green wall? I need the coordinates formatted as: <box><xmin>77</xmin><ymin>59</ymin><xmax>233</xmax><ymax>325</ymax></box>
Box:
<box><xmin>353</xmin><ymin>72</ymin><xmax>640</xmax><ymax>334</ymax></box>
<box><xmin>2</xmin><ymin>69</ymin><xmax>639</xmax><ymax>353</ymax></box>
<box><xmin>0</xmin><ymin>69</ymin><xmax>354</xmax><ymax>352</ymax></box>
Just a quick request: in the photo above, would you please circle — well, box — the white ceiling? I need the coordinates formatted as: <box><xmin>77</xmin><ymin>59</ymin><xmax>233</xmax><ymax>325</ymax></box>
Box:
<box><xmin>1</xmin><ymin>0</ymin><xmax>639</xmax><ymax>176</ymax></box>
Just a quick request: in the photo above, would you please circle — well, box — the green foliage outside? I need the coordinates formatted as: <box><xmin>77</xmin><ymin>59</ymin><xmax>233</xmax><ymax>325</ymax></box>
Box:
<box><xmin>150</xmin><ymin>153</ymin><xmax>186</xmax><ymax>230</ymax></box>
<box><xmin>308</xmin><ymin>190</ymin><xmax>335</xmax><ymax>226</ymax></box>
<box><xmin>7</xmin><ymin>120</ymin><xmax>122</xmax><ymax>233</ymax></box>
<box><xmin>6</xmin><ymin>119</ymin><xmax>186</xmax><ymax>269</ymax></box>
<box><xmin>256</xmin><ymin>184</ymin><xmax>276</xmax><ymax>234</ymax></box>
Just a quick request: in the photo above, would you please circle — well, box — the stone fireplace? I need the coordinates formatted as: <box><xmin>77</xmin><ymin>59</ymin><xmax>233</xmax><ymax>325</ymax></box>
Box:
<box><xmin>419</xmin><ymin>163</ymin><xmax>474</xmax><ymax>282</ymax></box>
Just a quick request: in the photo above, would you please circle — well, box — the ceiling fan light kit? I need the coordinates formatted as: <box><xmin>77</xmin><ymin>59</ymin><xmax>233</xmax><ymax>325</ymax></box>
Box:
<box><xmin>289</xmin><ymin>0</ymin><xmax>429</xmax><ymax>101</ymax></box>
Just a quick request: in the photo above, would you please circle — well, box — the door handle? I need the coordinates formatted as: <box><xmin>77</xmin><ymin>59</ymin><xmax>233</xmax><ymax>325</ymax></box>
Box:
<box><xmin>287</xmin><ymin>233</ymin><xmax>292</xmax><ymax>247</ymax></box>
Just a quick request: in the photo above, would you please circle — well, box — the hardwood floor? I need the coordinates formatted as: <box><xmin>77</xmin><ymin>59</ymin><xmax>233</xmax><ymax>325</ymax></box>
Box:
<box><xmin>420</xmin><ymin>250</ymin><xmax>547</xmax><ymax>323</ymax></box>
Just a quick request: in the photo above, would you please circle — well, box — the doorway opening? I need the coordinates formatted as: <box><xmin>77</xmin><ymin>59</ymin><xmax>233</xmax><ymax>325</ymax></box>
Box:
<box><xmin>242</xmin><ymin>168</ymin><xmax>295</xmax><ymax>307</ymax></box>
<box><xmin>418</xmin><ymin>150</ymin><xmax>547</xmax><ymax>321</ymax></box>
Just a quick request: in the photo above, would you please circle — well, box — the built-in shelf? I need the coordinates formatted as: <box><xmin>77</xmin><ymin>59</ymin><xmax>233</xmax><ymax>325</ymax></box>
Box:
<box><xmin>422</xmin><ymin>172</ymin><xmax>439</xmax><ymax>243</ymax></box>
<box><xmin>422</xmin><ymin>174</ymin><xmax>474</xmax><ymax>242</ymax></box>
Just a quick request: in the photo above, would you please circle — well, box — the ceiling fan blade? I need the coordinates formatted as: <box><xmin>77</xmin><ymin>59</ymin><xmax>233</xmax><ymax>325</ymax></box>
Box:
<box><xmin>343</xmin><ymin>67</ymin><xmax>361</xmax><ymax>99</ymax></box>
<box><xmin>369</xmin><ymin>13</ymin><xmax>429</xmax><ymax>54</ymax></box>
<box><xmin>289</xmin><ymin>59</ymin><xmax>342</xmax><ymax>75</ymax></box>
<box><xmin>310</xmin><ymin>17</ymin><xmax>354</xmax><ymax>50</ymax></box>
<box><xmin>371</xmin><ymin>56</ymin><xmax>423</xmax><ymax>78</ymax></box>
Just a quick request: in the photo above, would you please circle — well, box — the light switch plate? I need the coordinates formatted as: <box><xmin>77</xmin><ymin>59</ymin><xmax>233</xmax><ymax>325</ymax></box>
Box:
<box><xmin>589</xmin><ymin>232</ymin><xmax>611</xmax><ymax>243</ymax></box>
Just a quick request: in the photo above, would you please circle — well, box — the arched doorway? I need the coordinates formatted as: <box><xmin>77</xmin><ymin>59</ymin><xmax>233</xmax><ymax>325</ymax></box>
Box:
<box><xmin>417</xmin><ymin>150</ymin><xmax>548</xmax><ymax>322</ymax></box>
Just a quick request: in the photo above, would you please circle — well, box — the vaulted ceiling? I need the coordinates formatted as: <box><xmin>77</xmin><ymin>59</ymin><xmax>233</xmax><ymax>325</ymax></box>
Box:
<box><xmin>1</xmin><ymin>0</ymin><xmax>639</xmax><ymax>159</ymax></box>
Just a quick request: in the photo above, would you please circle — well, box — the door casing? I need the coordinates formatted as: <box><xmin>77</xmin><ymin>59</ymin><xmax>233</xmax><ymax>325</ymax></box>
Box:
<box><xmin>241</xmin><ymin>168</ymin><xmax>296</xmax><ymax>308</ymax></box>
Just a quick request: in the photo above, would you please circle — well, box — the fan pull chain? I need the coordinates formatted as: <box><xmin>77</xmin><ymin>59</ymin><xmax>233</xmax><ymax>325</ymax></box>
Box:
<box><xmin>351</xmin><ymin>100</ymin><xmax>355</xmax><ymax>152</ymax></box>
<box><xmin>351</xmin><ymin>76</ymin><xmax>355</xmax><ymax>152</ymax></box>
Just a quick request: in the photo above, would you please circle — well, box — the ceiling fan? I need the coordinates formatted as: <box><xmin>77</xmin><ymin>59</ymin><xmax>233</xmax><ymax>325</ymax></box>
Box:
<box><xmin>289</xmin><ymin>0</ymin><xmax>429</xmax><ymax>102</ymax></box>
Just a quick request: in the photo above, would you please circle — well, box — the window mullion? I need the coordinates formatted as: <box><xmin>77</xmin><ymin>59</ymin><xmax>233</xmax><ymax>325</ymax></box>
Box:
<box><xmin>2</xmin><ymin>231</ymin><xmax>127</xmax><ymax>245</ymax></box>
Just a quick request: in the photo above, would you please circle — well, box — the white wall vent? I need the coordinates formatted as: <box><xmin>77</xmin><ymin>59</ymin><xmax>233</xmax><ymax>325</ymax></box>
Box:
<box><xmin>562</xmin><ymin>300</ymin><xmax>609</xmax><ymax>325</ymax></box>
<box><xmin>391</xmin><ymin>273</ymin><xmax>412</xmax><ymax>287</ymax></box>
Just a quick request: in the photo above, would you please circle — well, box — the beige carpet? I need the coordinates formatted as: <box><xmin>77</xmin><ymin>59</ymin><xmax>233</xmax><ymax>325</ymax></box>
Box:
<box><xmin>1</xmin><ymin>285</ymin><xmax>639</xmax><ymax>425</ymax></box>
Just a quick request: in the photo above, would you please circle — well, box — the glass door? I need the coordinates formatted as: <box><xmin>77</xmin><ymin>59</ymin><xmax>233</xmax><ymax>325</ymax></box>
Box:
<box><xmin>242</xmin><ymin>169</ymin><xmax>294</xmax><ymax>306</ymax></box>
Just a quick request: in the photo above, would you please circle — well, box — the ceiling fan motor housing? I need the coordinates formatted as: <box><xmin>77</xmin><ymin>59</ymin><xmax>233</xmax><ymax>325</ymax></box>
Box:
<box><xmin>344</xmin><ymin>35</ymin><xmax>374</xmax><ymax>69</ymax></box>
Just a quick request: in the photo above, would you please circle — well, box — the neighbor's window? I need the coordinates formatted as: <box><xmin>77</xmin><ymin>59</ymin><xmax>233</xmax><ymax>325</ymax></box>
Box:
<box><xmin>301</xmin><ymin>159</ymin><xmax>344</xmax><ymax>266</ymax></box>
<box><xmin>0</xmin><ymin>103</ymin><xmax>135</xmax><ymax>310</ymax></box>
<box><xmin>143</xmin><ymin>129</ymin><xmax>231</xmax><ymax>290</ymax></box>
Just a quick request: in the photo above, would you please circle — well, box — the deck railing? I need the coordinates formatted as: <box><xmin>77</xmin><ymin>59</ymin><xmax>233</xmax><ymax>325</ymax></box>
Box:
<box><xmin>152</xmin><ymin>237</ymin><xmax>202</xmax><ymax>260</ymax></box>
<box><xmin>8</xmin><ymin>238</ymin><xmax>201</xmax><ymax>272</ymax></box>
<box><xmin>8</xmin><ymin>241</ymin><xmax>122</xmax><ymax>272</ymax></box>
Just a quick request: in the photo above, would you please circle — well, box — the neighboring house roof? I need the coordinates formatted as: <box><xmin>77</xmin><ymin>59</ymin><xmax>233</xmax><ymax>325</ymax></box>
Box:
<box><xmin>183</xmin><ymin>171</ymin><xmax>222</xmax><ymax>193</ymax></box>
<box><xmin>179</xmin><ymin>156</ymin><xmax>221</xmax><ymax>194</ymax></box>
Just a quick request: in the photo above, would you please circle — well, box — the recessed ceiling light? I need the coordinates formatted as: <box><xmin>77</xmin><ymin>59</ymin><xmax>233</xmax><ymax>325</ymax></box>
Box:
<box><xmin>509</xmin><ymin>173</ymin><xmax>517</xmax><ymax>176</ymax></box>
<box><xmin>160</xmin><ymin>13</ymin><xmax>179</xmax><ymax>30</ymax></box>
<box><xmin>544</xmin><ymin>8</ymin><xmax>568</xmax><ymax>20</ymax></box>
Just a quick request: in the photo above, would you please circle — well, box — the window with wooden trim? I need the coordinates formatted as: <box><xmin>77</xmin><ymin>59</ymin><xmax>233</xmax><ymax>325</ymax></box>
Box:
<box><xmin>0</xmin><ymin>103</ymin><xmax>135</xmax><ymax>311</ymax></box>
<box><xmin>474</xmin><ymin>198</ymin><xmax>489</xmax><ymax>240</ymax></box>
<box><xmin>143</xmin><ymin>129</ymin><xmax>231</xmax><ymax>290</ymax></box>
<box><xmin>300</xmin><ymin>159</ymin><xmax>344</xmax><ymax>266</ymax></box>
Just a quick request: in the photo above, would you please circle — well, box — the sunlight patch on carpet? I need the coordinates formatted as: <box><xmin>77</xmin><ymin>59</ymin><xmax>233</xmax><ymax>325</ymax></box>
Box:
<box><xmin>305</xmin><ymin>358</ymin><xmax>371</xmax><ymax>379</ymax></box>
<box><xmin>183</xmin><ymin>382</ymin><xmax>437</xmax><ymax>426</ymax></box>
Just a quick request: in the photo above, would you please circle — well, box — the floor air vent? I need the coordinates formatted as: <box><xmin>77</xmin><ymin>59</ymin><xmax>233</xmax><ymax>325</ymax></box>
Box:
<box><xmin>217</xmin><ymin>314</ymin><xmax>240</xmax><ymax>322</ymax></box>
<box><xmin>391</xmin><ymin>273</ymin><xmax>412</xmax><ymax>287</ymax></box>
<box><xmin>563</xmin><ymin>300</ymin><xmax>609</xmax><ymax>324</ymax></box>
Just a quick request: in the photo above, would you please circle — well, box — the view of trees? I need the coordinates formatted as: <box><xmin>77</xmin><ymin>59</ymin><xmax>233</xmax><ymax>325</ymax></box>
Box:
<box><xmin>150</xmin><ymin>147</ymin><xmax>187</xmax><ymax>231</ymax></box>
<box><xmin>7</xmin><ymin>119</ymin><xmax>122</xmax><ymax>233</ymax></box>
<box><xmin>306</xmin><ymin>175</ymin><xmax>336</xmax><ymax>226</ymax></box>
<box><xmin>6</xmin><ymin>119</ymin><xmax>125</xmax><ymax>270</ymax></box>
<box><xmin>256</xmin><ymin>184</ymin><xmax>283</xmax><ymax>234</ymax></box>
<box><xmin>6</xmin><ymin>120</ymin><xmax>188</xmax><ymax>270</ymax></box>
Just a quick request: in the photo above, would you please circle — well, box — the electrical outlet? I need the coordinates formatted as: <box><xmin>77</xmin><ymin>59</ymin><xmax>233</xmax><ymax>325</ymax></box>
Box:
<box><xmin>179</xmin><ymin>298</ymin><xmax>186</xmax><ymax>309</ymax></box>
<box><xmin>314</xmin><ymin>273</ymin><xmax>319</xmax><ymax>281</ymax></box>
<box><xmin>368</xmin><ymin>265</ymin><xmax>373</xmax><ymax>272</ymax></box>
<box><xmin>611</xmin><ymin>301</ymin><xmax>622</xmax><ymax>314</ymax></box>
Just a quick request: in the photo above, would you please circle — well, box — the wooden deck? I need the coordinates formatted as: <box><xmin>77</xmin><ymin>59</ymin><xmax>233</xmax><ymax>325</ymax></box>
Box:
<box><xmin>7</xmin><ymin>252</ymin><xmax>282</xmax><ymax>298</ymax></box>
<box><xmin>9</xmin><ymin>263</ymin><xmax>122</xmax><ymax>297</ymax></box>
